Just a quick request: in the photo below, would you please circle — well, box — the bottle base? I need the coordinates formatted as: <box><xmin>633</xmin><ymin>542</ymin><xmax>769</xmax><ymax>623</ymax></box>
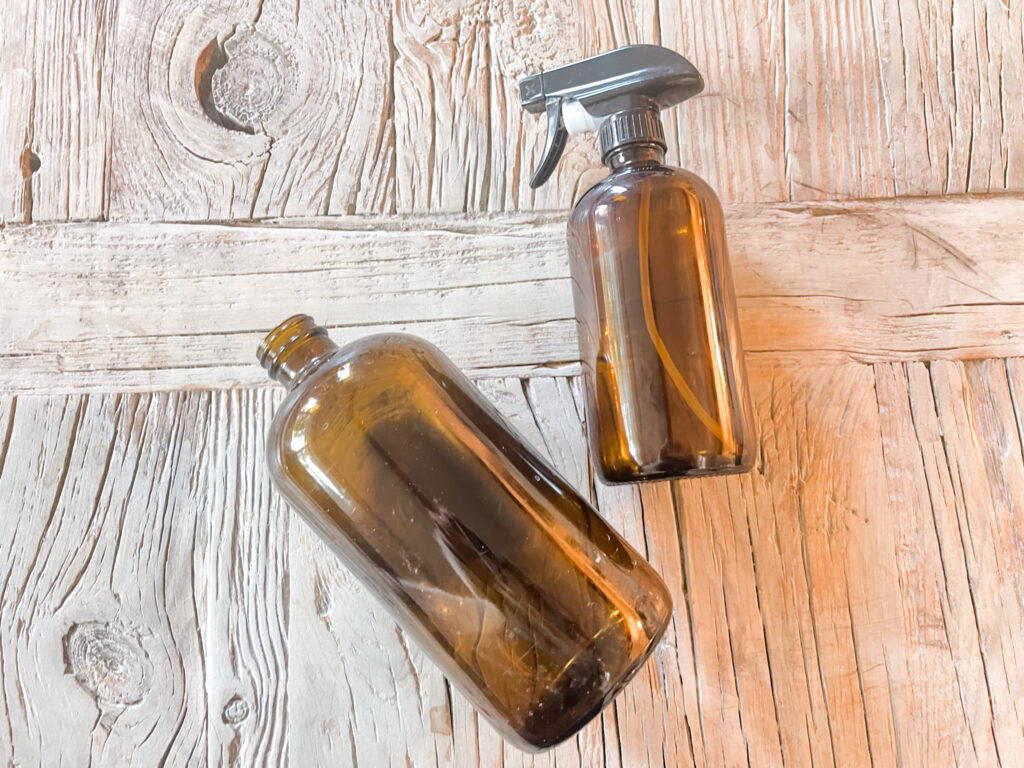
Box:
<box><xmin>508</xmin><ymin>610</ymin><xmax>671</xmax><ymax>752</ymax></box>
<box><xmin>598</xmin><ymin>457</ymin><xmax>755</xmax><ymax>485</ymax></box>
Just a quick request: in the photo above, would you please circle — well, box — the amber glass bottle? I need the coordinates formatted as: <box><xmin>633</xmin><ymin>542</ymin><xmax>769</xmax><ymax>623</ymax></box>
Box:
<box><xmin>521</xmin><ymin>45</ymin><xmax>756</xmax><ymax>484</ymax></box>
<box><xmin>259</xmin><ymin>315</ymin><xmax>672</xmax><ymax>751</ymax></box>
<box><xmin>567</xmin><ymin>146</ymin><xmax>756</xmax><ymax>483</ymax></box>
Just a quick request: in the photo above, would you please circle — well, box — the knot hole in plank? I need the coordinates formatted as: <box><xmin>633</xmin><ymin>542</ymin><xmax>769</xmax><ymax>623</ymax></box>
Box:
<box><xmin>63</xmin><ymin>622</ymin><xmax>151</xmax><ymax>707</ymax></box>
<box><xmin>195</xmin><ymin>26</ymin><xmax>295</xmax><ymax>134</ymax></box>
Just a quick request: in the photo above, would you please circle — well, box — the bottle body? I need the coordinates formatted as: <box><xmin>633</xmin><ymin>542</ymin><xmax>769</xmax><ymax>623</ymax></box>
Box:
<box><xmin>260</xmin><ymin>318</ymin><xmax>672</xmax><ymax>751</ymax></box>
<box><xmin>567</xmin><ymin>151</ymin><xmax>756</xmax><ymax>483</ymax></box>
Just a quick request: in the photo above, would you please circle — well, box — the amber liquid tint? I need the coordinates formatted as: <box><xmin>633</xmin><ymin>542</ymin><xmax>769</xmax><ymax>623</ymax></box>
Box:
<box><xmin>260</xmin><ymin>318</ymin><xmax>672</xmax><ymax>751</ymax></box>
<box><xmin>567</xmin><ymin>148</ymin><xmax>756</xmax><ymax>483</ymax></box>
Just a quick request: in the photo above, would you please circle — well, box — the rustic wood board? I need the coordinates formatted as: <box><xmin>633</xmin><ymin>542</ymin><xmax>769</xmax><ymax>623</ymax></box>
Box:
<box><xmin>4</xmin><ymin>0</ymin><xmax>1024</xmax><ymax>764</ymax></box>
<box><xmin>2</xmin><ymin>360</ymin><xmax>1022</xmax><ymax>766</ymax></box>
<box><xmin>3</xmin><ymin>0</ymin><xmax>1023</xmax><ymax>222</ymax></box>
<box><xmin>3</xmin><ymin>196</ymin><xmax>1024</xmax><ymax>393</ymax></box>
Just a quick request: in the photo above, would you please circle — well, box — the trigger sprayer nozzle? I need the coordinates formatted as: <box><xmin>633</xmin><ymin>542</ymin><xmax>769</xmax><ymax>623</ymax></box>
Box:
<box><xmin>519</xmin><ymin>45</ymin><xmax>703</xmax><ymax>189</ymax></box>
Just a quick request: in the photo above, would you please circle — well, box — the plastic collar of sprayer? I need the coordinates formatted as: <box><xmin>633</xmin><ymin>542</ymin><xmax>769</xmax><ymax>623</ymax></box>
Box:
<box><xmin>519</xmin><ymin>45</ymin><xmax>704</xmax><ymax>188</ymax></box>
<box><xmin>598</xmin><ymin>106</ymin><xmax>666</xmax><ymax>163</ymax></box>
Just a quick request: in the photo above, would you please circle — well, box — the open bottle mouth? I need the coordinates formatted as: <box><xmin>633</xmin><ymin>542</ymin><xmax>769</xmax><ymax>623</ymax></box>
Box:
<box><xmin>258</xmin><ymin>314</ymin><xmax>335</xmax><ymax>386</ymax></box>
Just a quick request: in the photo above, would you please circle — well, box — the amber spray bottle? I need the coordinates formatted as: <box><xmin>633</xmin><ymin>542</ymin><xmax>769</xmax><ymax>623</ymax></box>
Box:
<box><xmin>258</xmin><ymin>315</ymin><xmax>672</xmax><ymax>751</ymax></box>
<box><xmin>521</xmin><ymin>45</ymin><xmax>756</xmax><ymax>483</ymax></box>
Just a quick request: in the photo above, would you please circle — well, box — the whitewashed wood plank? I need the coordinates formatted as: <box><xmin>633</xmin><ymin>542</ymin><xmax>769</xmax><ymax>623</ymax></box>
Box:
<box><xmin>392</xmin><ymin>0</ymin><xmax>1024</xmax><ymax>211</ymax></box>
<box><xmin>870</xmin><ymin>358</ymin><xmax>1024</xmax><ymax>764</ymax></box>
<box><xmin>746</xmin><ymin>363</ymin><xmax>902</xmax><ymax>766</ymax></box>
<box><xmin>4</xmin><ymin>361</ymin><xmax>1024</xmax><ymax>764</ymax></box>
<box><xmin>926</xmin><ymin>360</ymin><xmax>1024</xmax><ymax>760</ymax></box>
<box><xmin>5</xmin><ymin>0</ymin><xmax>1022</xmax><ymax>224</ymax></box>
<box><xmin>0</xmin><ymin>0</ymin><xmax>114</xmax><ymax>222</ymax></box>
<box><xmin>202</xmin><ymin>389</ymin><xmax>289</xmax><ymax>766</ymax></box>
<box><xmin>654</xmin><ymin>0</ymin><xmax>787</xmax><ymax>204</ymax></box>
<box><xmin>0</xmin><ymin>394</ymin><xmax>209</xmax><ymax>765</ymax></box>
<box><xmin>650</xmin><ymin>364</ymin><xmax>896</xmax><ymax>767</ymax></box>
<box><xmin>668</xmin><ymin>475</ymin><xmax>784</xmax><ymax>767</ymax></box>
<box><xmin>1</xmin><ymin>196</ymin><xmax>1023</xmax><ymax>394</ymax></box>
<box><xmin>392</xmin><ymin>0</ymin><xmax>656</xmax><ymax>214</ymax></box>
<box><xmin>873</xmin><ymin>362</ymin><xmax>999</xmax><ymax>765</ymax></box>
<box><xmin>106</xmin><ymin>0</ymin><xmax>394</xmax><ymax>221</ymax></box>
<box><xmin>0</xmin><ymin>391</ymin><xmax>289</xmax><ymax>766</ymax></box>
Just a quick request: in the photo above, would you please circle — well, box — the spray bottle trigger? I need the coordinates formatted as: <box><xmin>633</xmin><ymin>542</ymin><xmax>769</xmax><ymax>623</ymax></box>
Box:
<box><xmin>529</xmin><ymin>97</ymin><xmax>568</xmax><ymax>189</ymax></box>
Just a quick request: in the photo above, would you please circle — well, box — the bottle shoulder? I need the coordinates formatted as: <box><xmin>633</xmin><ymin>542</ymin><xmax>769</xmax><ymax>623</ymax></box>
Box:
<box><xmin>268</xmin><ymin>333</ymin><xmax>449</xmax><ymax>445</ymax></box>
<box><xmin>571</xmin><ymin>164</ymin><xmax>720</xmax><ymax>222</ymax></box>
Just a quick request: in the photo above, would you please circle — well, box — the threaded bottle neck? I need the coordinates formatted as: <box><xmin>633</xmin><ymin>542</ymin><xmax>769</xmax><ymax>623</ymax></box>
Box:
<box><xmin>606</xmin><ymin>143</ymin><xmax>666</xmax><ymax>171</ymax></box>
<box><xmin>258</xmin><ymin>315</ymin><xmax>338</xmax><ymax>388</ymax></box>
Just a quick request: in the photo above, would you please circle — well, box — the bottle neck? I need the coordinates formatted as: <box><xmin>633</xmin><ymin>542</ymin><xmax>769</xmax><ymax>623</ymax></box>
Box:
<box><xmin>258</xmin><ymin>315</ymin><xmax>339</xmax><ymax>388</ymax></box>
<box><xmin>605</xmin><ymin>143</ymin><xmax>666</xmax><ymax>172</ymax></box>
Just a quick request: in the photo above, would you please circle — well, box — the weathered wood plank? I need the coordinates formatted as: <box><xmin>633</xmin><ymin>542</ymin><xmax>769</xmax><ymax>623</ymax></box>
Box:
<box><xmin>5</xmin><ymin>0</ymin><xmax>1022</xmax><ymax>223</ymax></box>
<box><xmin>3</xmin><ymin>360</ymin><xmax>1023</xmax><ymax>765</ymax></box>
<box><xmin>202</xmin><ymin>389</ymin><xmax>289</xmax><ymax>766</ymax></box>
<box><xmin>0</xmin><ymin>391</ymin><xmax>288</xmax><ymax>766</ymax></box>
<box><xmin>2</xmin><ymin>196</ymin><xmax>1023</xmax><ymax>394</ymax></box>
<box><xmin>392</xmin><ymin>0</ymin><xmax>1024</xmax><ymax>211</ymax></box>
<box><xmin>925</xmin><ymin>360</ymin><xmax>1024</xmax><ymax>760</ymax></box>
<box><xmin>872</xmin><ymin>358</ymin><xmax>1024</xmax><ymax>764</ymax></box>
<box><xmin>391</xmin><ymin>0</ymin><xmax>657</xmax><ymax>213</ymax></box>
<box><xmin>0</xmin><ymin>0</ymin><xmax>115</xmax><ymax>222</ymax></box>
<box><xmin>5</xmin><ymin>0</ymin><xmax>1022</xmax><ymax>224</ymax></box>
<box><xmin>0</xmin><ymin>394</ymin><xmax>211</xmax><ymax>765</ymax></box>
<box><xmin>106</xmin><ymin>0</ymin><xmax>394</xmax><ymax>220</ymax></box>
<box><xmin>873</xmin><ymin>362</ymin><xmax>1000</xmax><ymax>765</ymax></box>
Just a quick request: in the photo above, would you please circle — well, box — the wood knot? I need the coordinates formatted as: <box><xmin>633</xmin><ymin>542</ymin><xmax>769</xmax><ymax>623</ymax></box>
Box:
<box><xmin>222</xmin><ymin>695</ymin><xmax>251</xmax><ymax>725</ymax></box>
<box><xmin>195</xmin><ymin>26</ymin><xmax>295</xmax><ymax>134</ymax></box>
<box><xmin>64</xmin><ymin>622</ymin><xmax>150</xmax><ymax>707</ymax></box>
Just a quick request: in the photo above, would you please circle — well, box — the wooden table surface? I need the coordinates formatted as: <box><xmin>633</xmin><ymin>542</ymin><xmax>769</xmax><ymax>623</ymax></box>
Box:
<box><xmin>2</xmin><ymin>1</ymin><xmax>1024</xmax><ymax>766</ymax></box>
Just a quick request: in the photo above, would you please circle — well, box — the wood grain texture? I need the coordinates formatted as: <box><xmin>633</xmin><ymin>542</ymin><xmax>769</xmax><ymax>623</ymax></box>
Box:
<box><xmin>2</xmin><ymin>195</ymin><xmax>1023</xmax><ymax>393</ymax></box>
<box><xmin>391</xmin><ymin>0</ymin><xmax>1024</xmax><ymax>211</ymax></box>
<box><xmin>4</xmin><ymin>0</ymin><xmax>1022</xmax><ymax>222</ymax></box>
<box><xmin>4</xmin><ymin>361</ymin><xmax>1022</xmax><ymax>765</ymax></box>
<box><xmin>4</xmin><ymin>0</ymin><xmax>1024</xmax><ymax>763</ymax></box>
<box><xmin>0</xmin><ymin>0</ymin><xmax>115</xmax><ymax>222</ymax></box>
<box><xmin>106</xmin><ymin>0</ymin><xmax>395</xmax><ymax>220</ymax></box>
<box><xmin>0</xmin><ymin>391</ymin><xmax>288</xmax><ymax>766</ymax></box>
